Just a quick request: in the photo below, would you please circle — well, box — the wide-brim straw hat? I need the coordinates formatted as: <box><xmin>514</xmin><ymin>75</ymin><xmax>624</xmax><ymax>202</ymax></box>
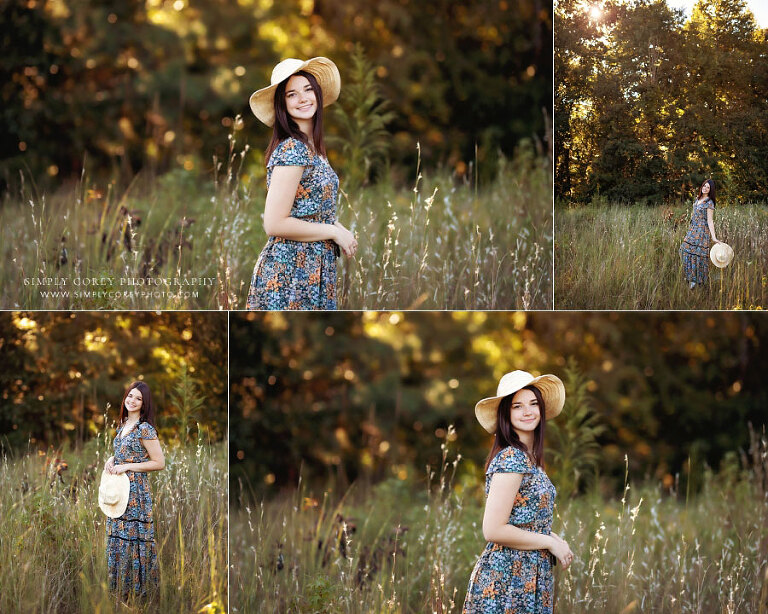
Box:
<box><xmin>475</xmin><ymin>370</ymin><xmax>566</xmax><ymax>434</ymax></box>
<box><xmin>249</xmin><ymin>57</ymin><xmax>341</xmax><ymax>127</ymax></box>
<box><xmin>710</xmin><ymin>242</ymin><xmax>734</xmax><ymax>268</ymax></box>
<box><xmin>98</xmin><ymin>469</ymin><xmax>130</xmax><ymax>518</ymax></box>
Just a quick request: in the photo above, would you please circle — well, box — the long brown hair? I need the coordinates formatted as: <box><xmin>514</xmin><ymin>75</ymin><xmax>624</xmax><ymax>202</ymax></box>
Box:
<box><xmin>697</xmin><ymin>178</ymin><xmax>716</xmax><ymax>206</ymax></box>
<box><xmin>265</xmin><ymin>70</ymin><xmax>326</xmax><ymax>164</ymax></box>
<box><xmin>118</xmin><ymin>381</ymin><xmax>156</xmax><ymax>427</ymax></box>
<box><xmin>484</xmin><ymin>385</ymin><xmax>546</xmax><ymax>471</ymax></box>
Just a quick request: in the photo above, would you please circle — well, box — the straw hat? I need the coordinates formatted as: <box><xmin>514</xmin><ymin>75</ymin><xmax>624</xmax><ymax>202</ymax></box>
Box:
<box><xmin>475</xmin><ymin>370</ymin><xmax>566</xmax><ymax>434</ymax></box>
<box><xmin>249</xmin><ymin>57</ymin><xmax>341</xmax><ymax>127</ymax></box>
<box><xmin>710</xmin><ymin>242</ymin><xmax>734</xmax><ymax>268</ymax></box>
<box><xmin>98</xmin><ymin>469</ymin><xmax>130</xmax><ymax>518</ymax></box>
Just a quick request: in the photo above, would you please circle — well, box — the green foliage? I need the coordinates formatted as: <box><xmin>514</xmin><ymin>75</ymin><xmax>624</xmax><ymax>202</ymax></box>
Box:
<box><xmin>546</xmin><ymin>359</ymin><xmax>606</xmax><ymax>500</ymax></box>
<box><xmin>0</xmin><ymin>312</ymin><xmax>227</xmax><ymax>451</ymax></box>
<box><xmin>329</xmin><ymin>45</ymin><xmax>396</xmax><ymax>192</ymax></box>
<box><xmin>556</xmin><ymin>0</ymin><xmax>768</xmax><ymax>203</ymax></box>
<box><xmin>169</xmin><ymin>363</ymin><xmax>206</xmax><ymax>444</ymax></box>
<box><xmin>231</xmin><ymin>311</ymin><xmax>768</xmax><ymax>500</ymax></box>
<box><xmin>1</xmin><ymin>0</ymin><xmax>551</xmax><ymax>189</ymax></box>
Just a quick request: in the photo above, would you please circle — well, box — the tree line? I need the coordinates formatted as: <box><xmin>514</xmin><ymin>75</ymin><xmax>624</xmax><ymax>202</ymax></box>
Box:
<box><xmin>555</xmin><ymin>0</ymin><xmax>768</xmax><ymax>204</ymax></box>
<box><xmin>230</xmin><ymin>311</ymin><xmax>768</xmax><ymax>500</ymax></box>
<box><xmin>0</xmin><ymin>311</ymin><xmax>227</xmax><ymax>450</ymax></box>
<box><xmin>2</xmin><ymin>0</ymin><xmax>551</xmax><ymax>190</ymax></box>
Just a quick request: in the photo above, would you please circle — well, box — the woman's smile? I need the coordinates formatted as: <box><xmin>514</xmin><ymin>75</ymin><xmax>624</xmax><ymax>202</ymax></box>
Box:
<box><xmin>125</xmin><ymin>389</ymin><xmax>143</xmax><ymax>412</ymax></box>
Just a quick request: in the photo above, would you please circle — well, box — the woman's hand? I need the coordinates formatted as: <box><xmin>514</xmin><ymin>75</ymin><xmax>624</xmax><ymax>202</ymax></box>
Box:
<box><xmin>548</xmin><ymin>533</ymin><xmax>575</xmax><ymax>569</ymax></box>
<box><xmin>332</xmin><ymin>222</ymin><xmax>358</xmax><ymax>257</ymax></box>
<box><xmin>111</xmin><ymin>463</ymin><xmax>131</xmax><ymax>475</ymax></box>
<box><xmin>104</xmin><ymin>456</ymin><xmax>115</xmax><ymax>474</ymax></box>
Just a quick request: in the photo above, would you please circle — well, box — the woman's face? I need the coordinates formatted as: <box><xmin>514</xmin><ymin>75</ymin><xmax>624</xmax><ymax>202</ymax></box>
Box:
<box><xmin>125</xmin><ymin>387</ymin><xmax>143</xmax><ymax>414</ymax></box>
<box><xmin>701</xmin><ymin>181</ymin><xmax>710</xmax><ymax>195</ymax></box>
<box><xmin>509</xmin><ymin>388</ymin><xmax>540</xmax><ymax>433</ymax></box>
<box><xmin>284</xmin><ymin>75</ymin><xmax>317</xmax><ymax>122</ymax></box>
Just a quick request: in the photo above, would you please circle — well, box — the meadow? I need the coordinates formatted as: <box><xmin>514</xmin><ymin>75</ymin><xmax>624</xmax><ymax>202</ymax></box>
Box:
<box><xmin>0</xmin><ymin>428</ymin><xmax>227</xmax><ymax>614</ymax></box>
<box><xmin>0</xmin><ymin>138</ymin><xmax>552</xmax><ymax>310</ymax></box>
<box><xmin>230</xmin><ymin>428</ymin><xmax>768</xmax><ymax>614</ymax></box>
<box><xmin>555</xmin><ymin>202</ymin><xmax>768</xmax><ymax>309</ymax></box>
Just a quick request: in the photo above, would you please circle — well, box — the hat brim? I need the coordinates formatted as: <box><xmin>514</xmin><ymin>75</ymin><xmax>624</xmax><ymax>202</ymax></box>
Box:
<box><xmin>98</xmin><ymin>470</ymin><xmax>130</xmax><ymax>518</ymax></box>
<box><xmin>249</xmin><ymin>57</ymin><xmax>341</xmax><ymax>127</ymax></box>
<box><xmin>475</xmin><ymin>374</ymin><xmax>565</xmax><ymax>434</ymax></box>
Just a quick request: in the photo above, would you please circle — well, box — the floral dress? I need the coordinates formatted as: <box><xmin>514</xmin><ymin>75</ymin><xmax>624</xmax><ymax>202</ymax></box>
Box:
<box><xmin>106</xmin><ymin>421</ymin><xmax>159</xmax><ymax>600</ymax></box>
<box><xmin>679</xmin><ymin>196</ymin><xmax>714</xmax><ymax>285</ymax></box>
<box><xmin>463</xmin><ymin>446</ymin><xmax>556</xmax><ymax>614</ymax></box>
<box><xmin>247</xmin><ymin>137</ymin><xmax>340</xmax><ymax>310</ymax></box>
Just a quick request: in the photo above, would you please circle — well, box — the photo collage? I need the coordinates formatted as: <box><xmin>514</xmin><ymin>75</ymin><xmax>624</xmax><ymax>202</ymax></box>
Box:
<box><xmin>1</xmin><ymin>0</ymin><xmax>767</xmax><ymax>612</ymax></box>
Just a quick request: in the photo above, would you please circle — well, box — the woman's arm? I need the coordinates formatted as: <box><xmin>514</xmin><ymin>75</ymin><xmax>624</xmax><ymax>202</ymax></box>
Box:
<box><xmin>483</xmin><ymin>472</ymin><xmax>574</xmax><ymax>567</ymax></box>
<box><xmin>111</xmin><ymin>438</ymin><xmax>165</xmax><ymax>473</ymax></box>
<box><xmin>482</xmin><ymin>472</ymin><xmax>554</xmax><ymax>550</ymax></box>
<box><xmin>706</xmin><ymin>207</ymin><xmax>720</xmax><ymax>243</ymax></box>
<box><xmin>262</xmin><ymin>166</ymin><xmax>339</xmax><ymax>242</ymax></box>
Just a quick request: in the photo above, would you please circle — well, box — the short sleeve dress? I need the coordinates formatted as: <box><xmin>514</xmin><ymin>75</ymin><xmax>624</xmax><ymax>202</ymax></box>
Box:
<box><xmin>247</xmin><ymin>137</ymin><xmax>340</xmax><ymax>310</ymax></box>
<box><xmin>679</xmin><ymin>196</ymin><xmax>714</xmax><ymax>285</ymax></box>
<box><xmin>107</xmin><ymin>421</ymin><xmax>160</xmax><ymax>600</ymax></box>
<box><xmin>462</xmin><ymin>446</ymin><xmax>556</xmax><ymax>614</ymax></box>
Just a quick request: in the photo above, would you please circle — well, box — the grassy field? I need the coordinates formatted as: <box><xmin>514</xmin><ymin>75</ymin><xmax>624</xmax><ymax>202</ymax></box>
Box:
<box><xmin>0</xmin><ymin>140</ymin><xmax>552</xmax><ymax>310</ymax></box>
<box><xmin>230</xmin><ymin>430</ymin><xmax>768</xmax><ymax>614</ymax></box>
<box><xmin>0</xmin><ymin>430</ymin><xmax>227</xmax><ymax>614</ymax></box>
<box><xmin>555</xmin><ymin>202</ymin><xmax>768</xmax><ymax>309</ymax></box>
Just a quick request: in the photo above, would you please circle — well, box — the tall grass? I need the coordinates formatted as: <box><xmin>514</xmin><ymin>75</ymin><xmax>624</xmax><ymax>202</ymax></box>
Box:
<box><xmin>555</xmin><ymin>202</ymin><xmax>768</xmax><ymax>309</ymax></box>
<box><xmin>0</xmin><ymin>424</ymin><xmax>227</xmax><ymax>613</ymax></box>
<box><xmin>337</xmin><ymin>143</ymin><xmax>552</xmax><ymax>309</ymax></box>
<box><xmin>230</xmin><ymin>426</ymin><xmax>768</xmax><ymax>613</ymax></box>
<box><xmin>0</xmin><ymin>133</ymin><xmax>552</xmax><ymax>310</ymax></box>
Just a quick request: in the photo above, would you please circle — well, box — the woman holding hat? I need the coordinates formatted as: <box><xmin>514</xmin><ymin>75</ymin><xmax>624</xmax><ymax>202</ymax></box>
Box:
<box><xmin>102</xmin><ymin>381</ymin><xmax>165</xmax><ymax>601</ymax></box>
<box><xmin>680</xmin><ymin>178</ymin><xmax>723</xmax><ymax>289</ymax></box>
<box><xmin>463</xmin><ymin>371</ymin><xmax>574</xmax><ymax>614</ymax></box>
<box><xmin>246</xmin><ymin>56</ymin><xmax>357</xmax><ymax>310</ymax></box>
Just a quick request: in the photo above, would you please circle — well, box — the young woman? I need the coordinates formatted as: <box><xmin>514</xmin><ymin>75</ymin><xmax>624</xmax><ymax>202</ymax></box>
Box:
<box><xmin>246</xmin><ymin>57</ymin><xmax>357</xmax><ymax>310</ymax></box>
<box><xmin>680</xmin><ymin>178</ymin><xmax>721</xmax><ymax>288</ymax></box>
<box><xmin>463</xmin><ymin>370</ymin><xmax>574</xmax><ymax>614</ymax></box>
<box><xmin>104</xmin><ymin>381</ymin><xmax>165</xmax><ymax>601</ymax></box>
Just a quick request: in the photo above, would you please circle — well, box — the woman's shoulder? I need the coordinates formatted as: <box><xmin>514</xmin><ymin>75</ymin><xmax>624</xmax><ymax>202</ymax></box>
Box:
<box><xmin>487</xmin><ymin>446</ymin><xmax>535</xmax><ymax>475</ymax></box>
<box><xmin>137</xmin><ymin>421</ymin><xmax>158</xmax><ymax>440</ymax></box>
<box><xmin>269</xmin><ymin>137</ymin><xmax>315</xmax><ymax>167</ymax></box>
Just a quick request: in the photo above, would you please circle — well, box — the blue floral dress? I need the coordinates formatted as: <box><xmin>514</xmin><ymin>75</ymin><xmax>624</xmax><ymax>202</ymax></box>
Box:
<box><xmin>247</xmin><ymin>137</ymin><xmax>340</xmax><ymax>310</ymax></box>
<box><xmin>107</xmin><ymin>421</ymin><xmax>160</xmax><ymax>600</ymax></box>
<box><xmin>463</xmin><ymin>447</ymin><xmax>556</xmax><ymax>614</ymax></box>
<box><xmin>680</xmin><ymin>196</ymin><xmax>714</xmax><ymax>285</ymax></box>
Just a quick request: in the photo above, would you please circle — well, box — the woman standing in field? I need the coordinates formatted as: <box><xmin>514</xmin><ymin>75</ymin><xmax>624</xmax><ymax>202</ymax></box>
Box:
<box><xmin>104</xmin><ymin>381</ymin><xmax>165</xmax><ymax>601</ymax></box>
<box><xmin>246</xmin><ymin>57</ymin><xmax>357</xmax><ymax>310</ymax></box>
<box><xmin>679</xmin><ymin>178</ymin><xmax>721</xmax><ymax>288</ymax></box>
<box><xmin>463</xmin><ymin>371</ymin><xmax>574</xmax><ymax>614</ymax></box>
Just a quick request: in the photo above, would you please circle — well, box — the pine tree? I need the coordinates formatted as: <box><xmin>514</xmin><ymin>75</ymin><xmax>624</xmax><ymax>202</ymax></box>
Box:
<box><xmin>328</xmin><ymin>44</ymin><xmax>396</xmax><ymax>193</ymax></box>
<box><xmin>546</xmin><ymin>358</ymin><xmax>606</xmax><ymax>499</ymax></box>
<box><xmin>170</xmin><ymin>363</ymin><xmax>205</xmax><ymax>444</ymax></box>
